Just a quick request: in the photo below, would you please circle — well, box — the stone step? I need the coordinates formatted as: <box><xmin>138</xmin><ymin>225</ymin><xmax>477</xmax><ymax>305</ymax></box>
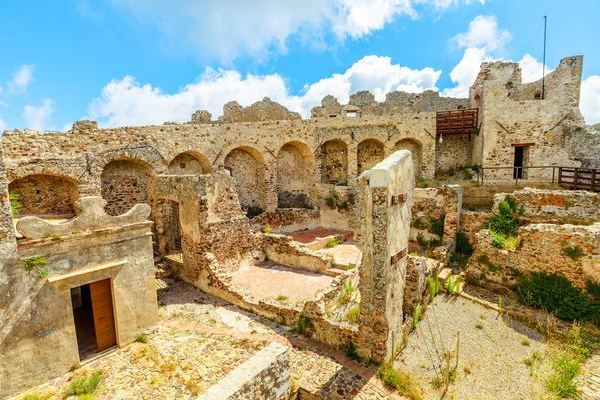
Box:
<box><xmin>324</xmin><ymin>268</ymin><xmax>346</xmax><ymax>277</ymax></box>
<box><xmin>163</xmin><ymin>253</ymin><xmax>184</xmax><ymax>269</ymax></box>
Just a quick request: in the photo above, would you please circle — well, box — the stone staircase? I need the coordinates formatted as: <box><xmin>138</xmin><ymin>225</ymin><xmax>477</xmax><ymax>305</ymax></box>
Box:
<box><xmin>579</xmin><ymin>352</ymin><xmax>600</xmax><ymax>400</ymax></box>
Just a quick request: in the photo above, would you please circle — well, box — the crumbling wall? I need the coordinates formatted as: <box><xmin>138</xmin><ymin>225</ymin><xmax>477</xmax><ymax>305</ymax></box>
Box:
<box><xmin>564</xmin><ymin>123</ymin><xmax>600</xmax><ymax>169</ymax></box>
<box><xmin>320</xmin><ymin>140</ymin><xmax>348</xmax><ymax>185</ymax></box>
<box><xmin>8</xmin><ymin>174</ymin><xmax>78</xmax><ymax>216</ymax></box>
<box><xmin>311</xmin><ymin>90</ymin><xmax>469</xmax><ymax>117</ymax></box>
<box><xmin>472</xmin><ymin>56</ymin><xmax>585</xmax><ymax>180</ymax></box>
<box><xmin>494</xmin><ymin>188</ymin><xmax>600</xmax><ymax>225</ymax></box>
<box><xmin>357</xmin><ymin>139</ymin><xmax>385</xmax><ymax>175</ymax></box>
<box><xmin>224</xmin><ymin>147</ymin><xmax>266</xmax><ymax>214</ymax></box>
<box><xmin>101</xmin><ymin>159</ymin><xmax>154</xmax><ymax>216</ymax></box>
<box><xmin>276</xmin><ymin>142</ymin><xmax>314</xmax><ymax>209</ymax></box>
<box><xmin>168</xmin><ymin>152</ymin><xmax>211</xmax><ymax>175</ymax></box>
<box><xmin>0</xmin><ymin>197</ymin><xmax>158</xmax><ymax>398</ymax></box>
<box><xmin>469</xmin><ymin>223</ymin><xmax>600</xmax><ymax>289</ymax></box>
<box><xmin>198</xmin><ymin>343</ymin><xmax>291</xmax><ymax>400</ymax></box>
<box><xmin>355</xmin><ymin>150</ymin><xmax>414</xmax><ymax>362</ymax></box>
<box><xmin>219</xmin><ymin>97</ymin><xmax>301</xmax><ymax>123</ymax></box>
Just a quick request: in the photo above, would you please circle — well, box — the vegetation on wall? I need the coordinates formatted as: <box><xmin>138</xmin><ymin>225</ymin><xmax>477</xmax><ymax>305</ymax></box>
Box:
<box><xmin>449</xmin><ymin>232</ymin><xmax>473</xmax><ymax>266</ymax></box>
<box><xmin>22</xmin><ymin>256</ymin><xmax>49</xmax><ymax>279</ymax></box>
<box><xmin>324</xmin><ymin>189</ymin><xmax>354</xmax><ymax>212</ymax></box>
<box><xmin>325</xmin><ymin>236</ymin><xmax>344</xmax><ymax>248</ymax></box>
<box><xmin>484</xmin><ymin>196</ymin><xmax>523</xmax><ymax>250</ymax></box>
<box><xmin>9</xmin><ymin>191</ymin><xmax>22</xmax><ymax>215</ymax></box>
<box><xmin>516</xmin><ymin>272</ymin><xmax>599</xmax><ymax>326</ymax></box>
<box><xmin>562</xmin><ymin>244</ymin><xmax>585</xmax><ymax>261</ymax></box>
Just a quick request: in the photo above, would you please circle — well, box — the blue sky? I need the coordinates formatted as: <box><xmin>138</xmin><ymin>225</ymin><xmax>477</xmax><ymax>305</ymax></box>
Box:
<box><xmin>0</xmin><ymin>0</ymin><xmax>599</xmax><ymax>131</ymax></box>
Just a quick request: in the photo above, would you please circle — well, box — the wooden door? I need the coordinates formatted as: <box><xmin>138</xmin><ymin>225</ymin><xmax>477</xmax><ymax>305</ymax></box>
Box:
<box><xmin>90</xmin><ymin>278</ymin><xmax>117</xmax><ymax>351</ymax></box>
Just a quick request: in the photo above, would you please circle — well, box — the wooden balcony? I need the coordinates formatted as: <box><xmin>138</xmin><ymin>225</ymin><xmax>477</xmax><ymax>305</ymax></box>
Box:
<box><xmin>436</xmin><ymin>108</ymin><xmax>478</xmax><ymax>136</ymax></box>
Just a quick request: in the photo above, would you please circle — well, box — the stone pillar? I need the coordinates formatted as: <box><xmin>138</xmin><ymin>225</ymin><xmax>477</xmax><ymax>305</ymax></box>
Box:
<box><xmin>355</xmin><ymin>150</ymin><xmax>414</xmax><ymax>363</ymax></box>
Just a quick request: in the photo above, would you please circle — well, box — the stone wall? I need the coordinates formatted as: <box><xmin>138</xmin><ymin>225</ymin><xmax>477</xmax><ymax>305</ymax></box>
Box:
<box><xmin>320</xmin><ymin>140</ymin><xmax>349</xmax><ymax>185</ymax></box>
<box><xmin>311</xmin><ymin>90</ymin><xmax>469</xmax><ymax>117</ymax></box>
<box><xmin>357</xmin><ymin>139</ymin><xmax>385</xmax><ymax>175</ymax></box>
<box><xmin>469</xmin><ymin>223</ymin><xmax>600</xmax><ymax>289</ymax></box>
<box><xmin>459</xmin><ymin>210</ymin><xmax>490</xmax><ymax>245</ymax></box>
<box><xmin>276</xmin><ymin>142</ymin><xmax>315</xmax><ymax>209</ymax></box>
<box><xmin>101</xmin><ymin>159</ymin><xmax>154</xmax><ymax>216</ymax></box>
<box><xmin>224</xmin><ymin>147</ymin><xmax>267</xmax><ymax>214</ymax></box>
<box><xmin>0</xmin><ymin>197</ymin><xmax>158</xmax><ymax>398</ymax></box>
<box><xmin>198</xmin><ymin>342</ymin><xmax>291</xmax><ymax>400</ymax></box>
<box><xmin>219</xmin><ymin>97</ymin><xmax>301</xmax><ymax>123</ymax></box>
<box><xmin>8</xmin><ymin>174</ymin><xmax>78</xmax><ymax>216</ymax></box>
<box><xmin>435</xmin><ymin>134</ymin><xmax>473</xmax><ymax>173</ymax></box>
<box><xmin>494</xmin><ymin>187</ymin><xmax>600</xmax><ymax>225</ymax></box>
<box><xmin>355</xmin><ymin>150</ymin><xmax>414</xmax><ymax>362</ymax></box>
<box><xmin>471</xmin><ymin>56</ymin><xmax>586</xmax><ymax>181</ymax></box>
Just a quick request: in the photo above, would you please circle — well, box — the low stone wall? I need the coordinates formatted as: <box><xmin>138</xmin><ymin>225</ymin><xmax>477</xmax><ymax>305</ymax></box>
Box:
<box><xmin>403</xmin><ymin>255</ymin><xmax>442</xmax><ymax>313</ymax></box>
<box><xmin>494</xmin><ymin>188</ymin><xmax>600</xmax><ymax>225</ymax></box>
<box><xmin>469</xmin><ymin>223</ymin><xmax>600</xmax><ymax>289</ymax></box>
<box><xmin>459</xmin><ymin>210</ymin><xmax>491</xmax><ymax>245</ymax></box>
<box><xmin>263</xmin><ymin>233</ymin><xmax>333</xmax><ymax>273</ymax></box>
<box><xmin>250</xmin><ymin>208</ymin><xmax>320</xmax><ymax>233</ymax></box>
<box><xmin>198</xmin><ymin>342</ymin><xmax>292</xmax><ymax>400</ymax></box>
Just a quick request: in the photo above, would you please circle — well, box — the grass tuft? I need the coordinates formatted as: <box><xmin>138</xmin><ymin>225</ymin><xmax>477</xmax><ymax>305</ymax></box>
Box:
<box><xmin>63</xmin><ymin>370</ymin><xmax>102</xmax><ymax>398</ymax></box>
<box><xmin>377</xmin><ymin>363</ymin><xmax>423</xmax><ymax>400</ymax></box>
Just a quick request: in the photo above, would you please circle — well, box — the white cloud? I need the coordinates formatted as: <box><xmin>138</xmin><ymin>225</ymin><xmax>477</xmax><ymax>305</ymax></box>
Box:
<box><xmin>88</xmin><ymin>55</ymin><xmax>440</xmax><ymax>127</ymax></box>
<box><xmin>518</xmin><ymin>54</ymin><xmax>552</xmax><ymax>83</ymax></box>
<box><xmin>452</xmin><ymin>15</ymin><xmax>510</xmax><ymax>52</ymax></box>
<box><xmin>442</xmin><ymin>47</ymin><xmax>490</xmax><ymax>97</ymax></box>
<box><xmin>581</xmin><ymin>75</ymin><xmax>600</xmax><ymax>125</ymax></box>
<box><xmin>110</xmin><ymin>0</ymin><xmax>483</xmax><ymax>62</ymax></box>
<box><xmin>443</xmin><ymin>15</ymin><xmax>510</xmax><ymax>97</ymax></box>
<box><xmin>23</xmin><ymin>98</ymin><xmax>54</xmax><ymax>130</ymax></box>
<box><xmin>8</xmin><ymin>65</ymin><xmax>34</xmax><ymax>93</ymax></box>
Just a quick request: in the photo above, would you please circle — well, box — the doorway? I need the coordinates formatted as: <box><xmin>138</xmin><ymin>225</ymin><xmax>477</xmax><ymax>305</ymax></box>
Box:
<box><xmin>513</xmin><ymin>146</ymin><xmax>526</xmax><ymax>179</ymax></box>
<box><xmin>71</xmin><ymin>279</ymin><xmax>117</xmax><ymax>360</ymax></box>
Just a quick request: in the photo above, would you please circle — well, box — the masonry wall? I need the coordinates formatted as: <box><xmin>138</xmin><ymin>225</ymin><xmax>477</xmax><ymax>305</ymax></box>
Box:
<box><xmin>355</xmin><ymin>150</ymin><xmax>414</xmax><ymax>362</ymax></box>
<box><xmin>0</xmin><ymin>198</ymin><xmax>159</xmax><ymax>398</ymax></box>
<box><xmin>8</xmin><ymin>174</ymin><xmax>78</xmax><ymax>216</ymax></box>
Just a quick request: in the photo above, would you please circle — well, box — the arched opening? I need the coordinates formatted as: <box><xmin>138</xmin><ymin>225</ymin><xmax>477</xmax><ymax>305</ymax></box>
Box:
<box><xmin>320</xmin><ymin>140</ymin><xmax>348</xmax><ymax>185</ymax></box>
<box><xmin>168</xmin><ymin>151</ymin><xmax>212</xmax><ymax>175</ymax></box>
<box><xmin>9</xmin><ymin>174</ymin><xmax>78</xmax><ymax>216</ymax></box>
<box><xmin>224</xmin><ymin>146</ymin><xmax>266</xmax><ymax>217</ymax></box>
<box><xmin>101</xmin><ymin>159</ymin><xmax>154</xmax><ymax>216</ymax></box>
<box><xmin>276</xmin><ymin>141</ymin><xmax>314</xmax><ymax>209</ymax></box>
<box><xmin>357</xmin><ymin>139</ymin><xmax>385</xmax><ymax>175</ymax></box>
<box><xmin>395</xmin><ymin>138</ymin><xmax>423</xmax><ymax>177</ymax></box>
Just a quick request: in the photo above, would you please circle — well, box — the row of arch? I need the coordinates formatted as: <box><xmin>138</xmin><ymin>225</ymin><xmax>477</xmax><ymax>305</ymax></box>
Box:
<box><xmin>7</xmin><ymin>138</ymin><xmax>423</xmax><ymax>218</ymax></box>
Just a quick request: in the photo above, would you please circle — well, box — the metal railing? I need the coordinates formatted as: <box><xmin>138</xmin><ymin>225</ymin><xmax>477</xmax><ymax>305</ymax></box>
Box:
<box><xmin>477</xmin><ymin>165</ymin><xmax>560</xmax><ymax>185</ymax></box>
<box><xmin>477</xmin><ymin>165</ymin><xmax>600</xmax><ymax>192</ymax></box>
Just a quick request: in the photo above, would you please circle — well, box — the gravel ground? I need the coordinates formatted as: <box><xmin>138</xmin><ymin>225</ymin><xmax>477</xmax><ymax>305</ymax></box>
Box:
<box><xmin>395</xmin><ymin>294</ymin><xmax>549</xmax><ymax>400</ymax></box>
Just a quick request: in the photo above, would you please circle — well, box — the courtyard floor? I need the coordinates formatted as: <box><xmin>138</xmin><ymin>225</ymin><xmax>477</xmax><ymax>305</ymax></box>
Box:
<box><xmin>395</xmin><ymin>294</ymin><xmax>549</xmax><ymax>400</ymax></box>
<box><xmin>231</xmin><ymin>261</ymin><xmax>334</xmax><ymax>302</ymax></box>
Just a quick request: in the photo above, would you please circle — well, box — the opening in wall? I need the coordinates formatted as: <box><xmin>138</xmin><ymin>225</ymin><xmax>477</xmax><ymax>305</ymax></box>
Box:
<box><xmin>513</xmin><ymin>145</ymin><xmax>529</xmax><ymax>179</ymax></box>
<box><xmin>71</xmin><ymin>279</ymin><xmax>117</xmax><ymax>360</ymax></box>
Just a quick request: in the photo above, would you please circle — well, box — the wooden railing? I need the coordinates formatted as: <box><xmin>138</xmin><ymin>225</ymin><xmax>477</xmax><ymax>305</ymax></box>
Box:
<box><xmin>436</xmin><ymin>108</ymin><xmax>478</xmax><ymax>136</ymax></box>
<box><xmin>558</xmin><ymin>167</ymin><xmax>600</xmax><ymax>192</ymax></box>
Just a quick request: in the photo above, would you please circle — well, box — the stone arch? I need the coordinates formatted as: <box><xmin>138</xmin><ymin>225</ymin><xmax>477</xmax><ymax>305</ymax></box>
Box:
<box><xmin>276</xmin><ymin>141</ymin><xmax>314</xmax><ymax>209</ymax></box>
<box><xmin>320</xmin><ymin>139</ymin><xmax>348</xmax><ymax>185</ymax></box>
<box><xmin>8</xmin><ymin>174</ymin><xmax>78</xmax><ymax>216</ymax></box>
<box><xmin>357</xmin><ymin>138</ymin><xmax>385</xmax><ymax>175</ymax></box>
<box><xmin>101</xmin><ymin>158</ymin><xmax>155</xmax><ymax>216</ymax></box>
<box><xmin>395</xmin><ymin>138</ymin><xmax>423</xmax><ymax>177</ymax></box>
<box><xmin>224</xmin><ymin>146</ymin><xmax>266</xmax><ymax>217</ymax></box>
<box><xmin>168</xmin><ymin>151</ymin><xmax>212</xmax><ymax>175</ymax></box>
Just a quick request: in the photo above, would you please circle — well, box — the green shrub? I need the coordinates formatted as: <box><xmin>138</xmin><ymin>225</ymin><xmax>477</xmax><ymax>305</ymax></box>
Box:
<box><xmin>325</xmin><ymin>236</ymin><xmax>344</xmax><ymax>248</ymax></box>
<box><xmin>276</xmin><ymin>294</ymin><xmax>288</xmax><ymax>302</ymax></box>
<box><xmin>429</xmin><ymin>215</ymin><xmax>445</xmax><ymax>237</ymax></box>
<box><xmin>416</xmin><ymin>177</ymin><xmax>430</xmax><ymax>188</ymax></box>
<box><xmin>324</xmin><ymin>190</ymin><xmax>339</xmax><ymax>209</ymax></box>
<box><xmin>262</xmin><ymin>224</ymin><xmax>272</xmax><ymax>234</ymax></box>
<box><xmin>346</xmin><ymin>305</ymin><xmax>360</xmax><ymax>324</ymax></box>
<box><xmin>9</xmin><ymin>191</ymin><xmax>22</xmax><ymax>215</ymax></box>
<box><xmin>377</xmin><ymin>363</ymin><xmax>423</xmax><ymax>400</ymax></box>
<box><xmin>63</xmin><ymin>370</ymin><xmax>102</xmax><ymax>397</ymax></box>
<box><xmin>563</xmin><ymin>245</ymin><xmax>585</xmax><ymax>261</ymax></box>
<box><xmin>477</xmin><ymin>254</ymin><xmax>500</xmax><ymax>272</ymax></box>
<box><xmin>344</xmin><ymin>342</ymin><xmax>361</xmax><ymax>361</ymax></box>
<box><xmin>504</xmin><ymin>235</ymin><xmax>519</xmax><ymax>250</ymax></box>
<box><xmin>445</xmin><ymin>275</ymin><xmax>462</xmax><ymax>295</ymax></box>
<box><xmin>516</xmin><ymin>273</ymin><xmax>599</xmax><ymax>325</ymax></box>
<box><xmin>337</xmin><ymin>280</ymin><xmax>356</xmax><ymax>305</ymax></box>
<box><xmin>587</xmin><ymin>280</ymin><xmax>600</xmax><ymax>301</ymax></box>
<box><xmin>135</xmin><ymin>333</ymin><xmax>148</xmax><ymax>343</ymax></box>
<box><xmin>545</xmin><ymin>354</ymin><xmax>580</xmax><ymax>398</ymax></box>
<box><xmin>462</xmin><ymin>168</ymin><xmax>475</xmax><ymax>180</ymax></box>
<box><xmin>412</xmin><ymin>302</ymin><xmax>423</xmax><ymax>328</ymax></box>
<box><xmin>294</xmin><ymin>314</ymin><xmax>314</xmax><ymax>335</ymax></box>
<box><xmin>484</xmin><ymin>197</ymin><xmax>522</xmax><ymax>237</ymax></box>
<box><xmin>427</xmin><ymin>276</ymin><xmax>441</xmax><ymax>300</ymax></box>
<box><xmin>22</xmin><ymin>256</ymin><xmax>49</xmax><ymax>279</ymax></box>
